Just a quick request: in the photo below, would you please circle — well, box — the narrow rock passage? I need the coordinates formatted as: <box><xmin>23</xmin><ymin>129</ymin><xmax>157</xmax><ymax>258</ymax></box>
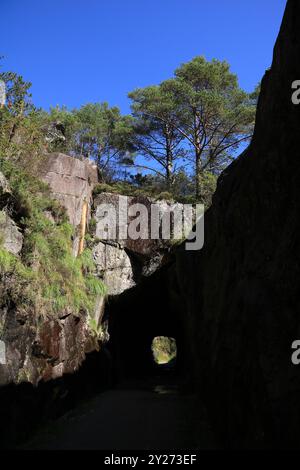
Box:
<box><xmin>25</xmin><ymin>375</ymin><xmax>215</xmax><ymax>450</ymax></box>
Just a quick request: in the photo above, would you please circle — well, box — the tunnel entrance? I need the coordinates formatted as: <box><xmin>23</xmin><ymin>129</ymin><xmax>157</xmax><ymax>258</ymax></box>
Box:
<box><xmin>105</xmin><ymin>258</ymin><xmax>190</xmax><ymax>384</ymax></box>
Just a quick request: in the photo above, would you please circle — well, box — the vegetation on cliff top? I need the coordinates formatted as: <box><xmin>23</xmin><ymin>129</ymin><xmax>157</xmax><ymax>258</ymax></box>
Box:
<box><xmin>1</xmin><ymin>56</ymin><xmax>258</xmax><ymax>207</ymax></box>
<box><xmin>0</xmin><ymin>68</ymin><xmax>106</xmax><ymax>321</ymax></box>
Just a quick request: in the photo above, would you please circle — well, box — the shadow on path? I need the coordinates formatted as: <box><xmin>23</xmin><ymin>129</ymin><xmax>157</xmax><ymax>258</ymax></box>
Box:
<box><xmin>24</xmin><ymin>374</ymin><xmax>215</xmax><ymax>450</ymax></box>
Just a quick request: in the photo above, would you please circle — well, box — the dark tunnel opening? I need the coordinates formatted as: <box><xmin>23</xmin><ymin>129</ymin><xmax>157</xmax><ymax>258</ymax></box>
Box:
<box><xmin>104</xmin><ymin>259</ymin><xmax>191</xmax><ymax>386</ymax></box>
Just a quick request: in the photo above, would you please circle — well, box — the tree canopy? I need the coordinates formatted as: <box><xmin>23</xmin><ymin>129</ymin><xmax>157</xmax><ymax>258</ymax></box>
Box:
<box><xmin>0</xmin><ymin>55</ymin><xmax>259</xmax><ymax>204</ymax></box>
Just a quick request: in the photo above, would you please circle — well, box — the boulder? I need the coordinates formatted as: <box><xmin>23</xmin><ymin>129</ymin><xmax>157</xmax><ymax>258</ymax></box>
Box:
<box><xmin>93</xmin><ymin>241</ymin><xmax>135</xmax><ymax>295</ymax></box>
<box><xmin>0</xmin><ymin>172</ymin><xmax>10</xmax><ymax>196</ymax></box>
<box><xmin>39</xmin><ymin>153</ymin><xmax>98</xmax><ymax>254</ymax></box>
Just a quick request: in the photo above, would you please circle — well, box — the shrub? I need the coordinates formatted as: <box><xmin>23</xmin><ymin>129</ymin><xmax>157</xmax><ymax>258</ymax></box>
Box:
<box><xmin>155</xmin><ymin>191</ymin><xmax>174</xmax><ymax>201</ymax></box>
<box><xmin>93</xmin><ymin>183</ymin><xmax>117</xmax><ymax>195</ymax></box>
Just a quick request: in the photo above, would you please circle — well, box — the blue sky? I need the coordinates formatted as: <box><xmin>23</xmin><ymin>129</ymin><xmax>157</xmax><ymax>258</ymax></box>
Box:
<box><xmin>1</xmin><ymin>0</ymin><xmax>287</xmax><ymax>114</ymax></box>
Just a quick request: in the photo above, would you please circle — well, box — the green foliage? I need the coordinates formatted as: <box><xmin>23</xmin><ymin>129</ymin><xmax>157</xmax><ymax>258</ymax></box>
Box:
<box><xmin>88</xmin><ymin>316</ymin><xmax>104</xmax><ymax>339</ymax></box>
<box><xmin>85</xmin><ymin>274</ymin><xmax>106</xmax><ymax>296</ymax></box>
<box><xmin>0</xmin><ymin>68</ymin><xmax>33</xmax><ymax>116</ymax></box>
<box><xmin>155</xmin><ymin>191</ymin><xmax>174</xmax><ymax>201</ymax></box>
<box><xmin>93</xmin><ymin>180</ymin><xmax>173</xmax><ymax>201</ymax></box>
<box><xmin>0</xmin><ymin>55</ymin><xmax>260</xmax><ymax>343</ymax></box>
<box><xmin>1</xmin><ymin>55</ymin><xmax>259</xmax><ymax>207</ymax></box>
<box><xmin>199</xmin><ymin>172</ymin><xmax>218</xmax><ymax>207</ymax></box>
<box><xmin>126</xmin><ymin>56</ymin><xmax>256</xmax><ymax>201</ymax></box>
<box><xmin>93</xmin><ymin>172</ymin><xmax>216</xmax><ymax>206</ymax></box>
<box><xmin>249</xmin><ymin>82</ymin><xmax>261</xmax><ymax>103</ymax></box>
<box><xmin>128</xmin><ymin>85</ymin><xmax>185</xmax><ymax>187</ymax></box>
<box><xmin>93</xmin><ymin>183</ymin><xmax>119</xmax><ymax>195</ymax></box>
<box><xmin>43</xmin><ymin>105</ymin><xmax>78</xmax><ymax>154</ymax></box>
<box><xmin>0</xmin><ymin>247</ymin><xmax>17</xmax><ymax>272</ymax></box>
<box><xmin>45</xmin><ymin>102</ymin><xmax>135</xmax><ymax>179</ymax></box>
<box><xmin>26</xmin><ymin>225</ymin><xmax>106</xmax><ymax>316</ymax></box>
<box><xmin>0</xmin><ymin>245</ymin><xmax>36</xmax><ymax>306</ymax></box>
<box><xmin>0</xmin><ymin>62</ymin><xmax>46</xmax><ymax>168</ymax></box>
<box><xmin>87</xmin><ymin>218</ymin><xmax>97</xmax><ymax>235</ymax></box>
<box><xmin>166</xmin><ymin>56</ymin><xmax>256</xmax><ymax>198</ymax></box>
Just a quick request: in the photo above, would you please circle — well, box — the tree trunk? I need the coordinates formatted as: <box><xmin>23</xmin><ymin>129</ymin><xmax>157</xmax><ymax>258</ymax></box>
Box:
<box><xmin>166</xmin><ymin>158</ymin><xmax>173</xmax><ymax>190</ymax></box>
<box><xmin>194</xmin><ymin>111</ymin><xmax>202</xmax><ymax>200</ymax></box>
<box><xmin>195</xmin><ymin>149</ymin><xmax>202</xmax><ymax>200</ymax></box>
<box><xmin>165</xmin><ymin>130</ymin><xmax>173</xmax><ymax>191</ymax></box>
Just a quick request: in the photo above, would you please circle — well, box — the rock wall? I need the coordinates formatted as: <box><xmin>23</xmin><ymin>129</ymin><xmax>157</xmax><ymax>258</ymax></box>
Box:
<box><xmin>173</xmin><ymin>0</ymin><xmax>300</xmax><ymax>448</ymax></box>
<box><xmin>4</xmin><ymin>8</ymin><xmax>300</xmax><ymax>444</ymax></box>
<box><xmin>0</xmin><ymin>172</ymin><xmax>23</xmax><ymax>255</ymax></box>
<box><xmin>0</xmin><ymin>303</ymin><xmax>100</xmax><ymax>386</ymax></box>
<box><xmin>39</xmin><ymin>152</ymin><xmax>98</xmax><ymax>254</ymax></box>
<box><xmin>0</xmin><ymin>152</ymin><xmax>184</xmax><ymax>385</ymax></box>
<box><xmin>0</xmin><ymin>155</ymin><xmax>102</xmax><ymax>387</ymax></box>
<box><xmin>0</xmin><ymin>210</ymin><xmax>23</xmax><ymax>255</ymax></box>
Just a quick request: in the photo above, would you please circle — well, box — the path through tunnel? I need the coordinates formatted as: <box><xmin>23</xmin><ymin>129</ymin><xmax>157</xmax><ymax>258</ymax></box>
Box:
<box><xmin>15</xmin><ymin>259</ymin><xmax>213</xmax><ymax>450</ymax></box>
<box><xmin>105</xmin><ymin>258</ymin><xmax>190</xmax><ymax>384</ymax></box>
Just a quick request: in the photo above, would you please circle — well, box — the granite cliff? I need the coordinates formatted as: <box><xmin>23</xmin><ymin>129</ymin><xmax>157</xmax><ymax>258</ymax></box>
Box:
<box><xmin>171</xmin><ymin>0</ymin><xmax>300</xmax><ymax>448</ymax></box>
<box><xmin>0</xmin><ymin>152</ymin><xmax>180</xmax><ymax>386</ymax></box>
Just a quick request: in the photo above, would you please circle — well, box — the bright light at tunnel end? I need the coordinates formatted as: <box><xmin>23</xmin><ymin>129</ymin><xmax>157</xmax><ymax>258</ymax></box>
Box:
<box><xmin>94</xmin><ymin>196</ymin><xmax>205</xmax><ymax>251</ymax></box>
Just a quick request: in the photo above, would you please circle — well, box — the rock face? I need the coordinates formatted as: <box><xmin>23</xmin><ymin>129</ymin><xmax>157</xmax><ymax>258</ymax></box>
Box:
<box><xmin>0</xmin><ymin>154</ymin><xmax>102</xmax><ymax>387</ymax></box>
<box><xmin>40</xmin><ymin>153</ymin><xmax>98</xmax><ymax>227</ymax></box>
<box><xmin>0</xmin><ymin>211</ymin><xmax>23</xmax><ymax>255</ymax></box>
<box><xmin>0</xmin><ymin>171</ymin><xmax>23</xmax><ymax>255</ymax></box>
<box><xmin>173</xmin><ymin>0</ymin><xmax>300</xmax><ymax>448</ymax></box>
<box><xmin>0</xmin><ymin>171</ymin><xmax>10</xmax><ymax>197</ymax></box>
<box><xmin>92</xmin><ymin>192</ymin><xmax>184</xmax><ymax>295</ymax></box>
<box><xmin>0</xmin><ymin>306</ymin><xmax>99</xmax><ymax>386</ymax></box>
<box><xmin>93</xmin><ymin>241</ymin><xmax>134</xmax><ymax>296</ymax></box>
<box><xmin>0</xmin><ymin>153</ymin><xmax>185</xmax><ymax>385</ymax></box>
<box><xmin>0</xmin><ymin>171</ymin><xmax>11</xmax><ymax>212</ymax></box>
